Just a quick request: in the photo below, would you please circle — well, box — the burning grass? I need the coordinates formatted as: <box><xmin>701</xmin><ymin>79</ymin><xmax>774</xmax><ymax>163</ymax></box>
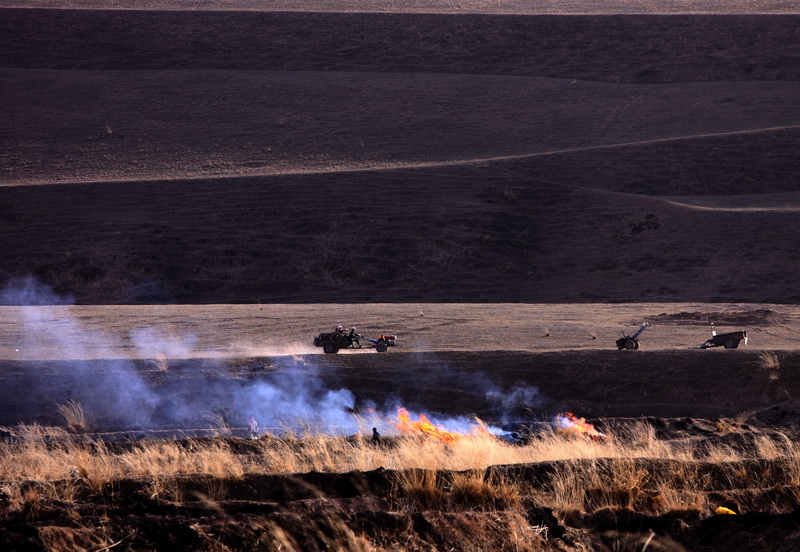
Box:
<box><xmin>2</xmin><ymin>418</ymin><xmax>800</xmax><ymax>518</ymax></box>
<box><xmin>3</xmin><ymin>419</ymin><xmax>800</xmax><ymax>552</ymax></box>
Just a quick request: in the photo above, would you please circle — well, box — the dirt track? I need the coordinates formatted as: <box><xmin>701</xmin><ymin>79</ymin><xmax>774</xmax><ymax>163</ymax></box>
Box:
<box><xmin>2</xmin><ymin>303</ymin><xmax>796</xmax><ymax>360</ymax></box>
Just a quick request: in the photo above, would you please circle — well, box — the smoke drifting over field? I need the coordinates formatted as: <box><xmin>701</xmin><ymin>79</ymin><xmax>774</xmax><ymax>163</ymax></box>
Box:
<box><xmin>1</xmin><ymin>279</ymin><xmax>545</xmax><ymax>434</ymax></box>
<box><xmin>1</xmin><ymin>277</ymin><xmax>73</xmax><ymax>307</ymax></box>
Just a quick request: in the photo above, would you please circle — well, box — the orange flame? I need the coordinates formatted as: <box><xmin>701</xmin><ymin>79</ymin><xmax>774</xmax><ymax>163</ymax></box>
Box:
<box><xmin>393</xmin><ymin>407</ymin><xmax>462</xmax><ymax>445</ymax></box>
<box><xmin>556</xmin><ymin>412</ymin><xmax>607</xmax><ymax>441</ymax></box>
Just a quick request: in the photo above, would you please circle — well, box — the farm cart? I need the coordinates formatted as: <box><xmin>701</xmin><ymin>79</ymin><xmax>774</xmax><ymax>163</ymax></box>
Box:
<box><xmin>699</xmin><ymin>324</ymin><xmax>747</xmax><ymax>349</ymax></box>
<box><xmin>361</xmin><ymin>334</ymin><xmax>397</xmax><ymax>353</ymax></box>
<box><xmin>313</xmin><ymin>331</ymin><xmax>397</xmax><ymax>354</ymax></box>
<box><xmin>615</xmin><ymin>322</ymin><xmax>650</xmax><ymax>350</ymax></box>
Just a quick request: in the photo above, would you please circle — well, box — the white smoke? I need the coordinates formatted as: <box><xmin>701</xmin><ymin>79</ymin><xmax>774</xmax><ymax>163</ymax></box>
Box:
<box><xmin>2</xmin><ymin>278</ymin><xmax>549</xmax><ymax>436</ymax></box>
<box><xmin>0</xmin><ymin>276</ymin><xmax>73</xmax><ymax>306</ymax></box>
<box><xmin>232</xmin><ymin>359</ymin><xmax>359</xmax><ymax>435</ymax></box>
<box><xmin>130</xmin><ymin>326</ymin><xmax>197</xmax><ymax>359</ymax></box>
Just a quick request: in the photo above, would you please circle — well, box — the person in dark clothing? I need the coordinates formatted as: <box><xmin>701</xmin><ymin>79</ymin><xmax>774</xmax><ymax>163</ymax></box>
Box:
<box><xmin>371</xmin><ymin>427</ymin><xmax>381</xmax><ymax>445</ymax></box>
<box><xmin>347</xmin><ymin>327</ymin><xmax>361</xmax><ymax>348</ymax></box>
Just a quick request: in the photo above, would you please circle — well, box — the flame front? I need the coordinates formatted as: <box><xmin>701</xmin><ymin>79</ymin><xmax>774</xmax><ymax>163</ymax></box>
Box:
<box><xmin>394</xmin><ymin>407</ymin><xmax>462</xmax><ymax>445</ymax></box>
<box><xmin>555</xmin><ymin>412</ymin><xmax>607</xmax><ymax>441</ymax></box>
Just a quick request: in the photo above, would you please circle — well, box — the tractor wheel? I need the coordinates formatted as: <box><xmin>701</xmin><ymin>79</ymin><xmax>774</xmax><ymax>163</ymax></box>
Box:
<box><xmin>624</xmin><ymin>339</ymin><xmax>636</xmax><ymax>350</ymax></box>
<box><xmin>723</xmin><ymin>339</ymin><xmax>738</xmax><ymax>349</ymax></box>
<box><xmin>376</xmin><ymin>343</ymin><xmax>388</xmax><ymax>353</ymax></box>
<box><xmin>633</xmin><ymin>340</ymin><xmax>640</xmax><ymax>349</ymax></box>
<box><xmin>323</xmin><ymin>342</ymin><xmax>339</xmax><ymax>354</ymax></box>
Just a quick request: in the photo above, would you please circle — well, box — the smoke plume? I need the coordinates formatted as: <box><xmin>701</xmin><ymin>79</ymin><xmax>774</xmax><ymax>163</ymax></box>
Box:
<box><xmin>2</xmin><ymin>279</ymin><xmax>548</xmax><ymax>436</ymax></box>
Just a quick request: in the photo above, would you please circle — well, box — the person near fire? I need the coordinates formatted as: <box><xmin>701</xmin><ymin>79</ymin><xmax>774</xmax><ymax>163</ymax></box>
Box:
<box><xmin>371</xmin><ymin>427</ymin><xmax>381</xmax><ymax>445</ymax></box>
<box><xmin>248</xmin><ymin>415</ymin><xmax>259</xmax><ymax>439</ymax></box>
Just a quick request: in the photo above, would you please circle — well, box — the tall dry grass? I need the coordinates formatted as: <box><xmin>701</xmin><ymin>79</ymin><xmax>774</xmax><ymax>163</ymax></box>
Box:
<box><xmin>760</xmin><ymin>351</ymin><xmax>781</xmax><ymax>381</ymax></box>
<box><xmin>1</xmin><ymin>419</ymin><xmax>799</xmax><ymax>517</ymax></box>
<box><xmin>57</xmin><ymin>399</ymin><xmax>89</xmax><ymax>434</ymax></box>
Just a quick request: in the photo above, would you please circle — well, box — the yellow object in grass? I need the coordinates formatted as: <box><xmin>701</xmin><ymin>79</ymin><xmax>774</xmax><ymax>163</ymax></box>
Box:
<box><xmin>715</xmin><ymin>506</ymin><xmax>737</xmax><ymax>515</ymax></box>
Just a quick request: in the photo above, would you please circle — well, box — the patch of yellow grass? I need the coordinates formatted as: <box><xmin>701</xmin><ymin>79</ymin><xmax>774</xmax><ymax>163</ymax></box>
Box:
<box><xmin>1</xmin><ymin>419</ymin><xmax>799</xmax><ymax>516</ymax></box>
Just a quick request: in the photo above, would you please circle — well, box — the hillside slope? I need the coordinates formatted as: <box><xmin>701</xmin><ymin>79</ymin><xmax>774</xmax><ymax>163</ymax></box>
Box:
<box><xmin>1</xmin><ymin>9</ymin><xmax>798</xmax><ymax>304</ymax></box>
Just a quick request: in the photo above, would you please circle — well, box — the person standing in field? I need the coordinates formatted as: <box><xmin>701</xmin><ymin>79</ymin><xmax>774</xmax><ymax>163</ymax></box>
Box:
<box><xmin>248</xmin><ymin>416</ymin><xmax>259</xmax><ymax>439</ymax></box>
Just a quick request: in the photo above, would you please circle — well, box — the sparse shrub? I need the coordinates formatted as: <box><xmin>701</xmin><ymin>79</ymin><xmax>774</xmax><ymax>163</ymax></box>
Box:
<box><xmin>714</xmin><ymin>418</ymin><xmax>737</xmax><ymax>434</ymax></box>
<box><xmin>13</xmin><ymin>423</ymin><xmax>68</xmax><ymax>442</ymax></box>
<box><xmin>146</xmin><ymin>475</ymin><xmax>183</xmax><ymax>503</ymax></box>
<box><xmin>733</xmin><ymin>410</ymin><xmax>755</xmax><ymax>425</ymax></box>
<box><xmin>153</xmin><ymin>353</ymin><xmax>169</xmax><ymax>373</ymax></box>
<box><xmin>57</xmin><ymin>399</ymin><xmax>88</xmax><ymax>433</ymax></box>
<box><xmin>18</xmin><ymin>484</ymin><xmax>47</xmax><ymax>521</ymax></box>
<box><xmin>760</xmin><ymin>351</ymin><xmax>781</xmax><ymax>381</ymax></box>
<box><xmin>396</xmin><ymin>468</ymin><xmax>447</xmax><ymax>510</ymax></box>
<box><xmin>449</xmin><ymin>470</ymin><xmax>522</xmax><ymax>510</ymax></box>
<box><xmin>205</xmin><ymin>412</ymin><xmax>232</xmax><ymax>436</ymax></box>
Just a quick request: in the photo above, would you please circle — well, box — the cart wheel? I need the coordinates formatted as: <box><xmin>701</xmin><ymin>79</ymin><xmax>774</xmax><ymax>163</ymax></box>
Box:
<box><xmin>723</xmin><ymin>339</ymin><xmax>738</xmax><ymax>349</ymax></box>
<box><xmin>323</xmin><ymin>343</ymin><xmax>339</xmax><ymax>354</ymax></box>
<box><xmin>376</xmin><ymin>343</ymin><xmax>388</xmax><ymax>353</ymax></box>
<box><xmin>624</xmin><ymin>339</ymin><xmax>636</xmax><ymax>350</ymax></box>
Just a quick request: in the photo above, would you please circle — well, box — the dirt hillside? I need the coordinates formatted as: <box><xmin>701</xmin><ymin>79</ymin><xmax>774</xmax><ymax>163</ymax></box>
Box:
<box><xmin>1</xmin><ymin>8</ymin><xmax>799</xmax><ymax>304</ymax></box>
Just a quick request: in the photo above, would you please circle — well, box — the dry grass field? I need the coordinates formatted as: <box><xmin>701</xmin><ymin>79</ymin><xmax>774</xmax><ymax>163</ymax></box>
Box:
<box><xmin>1</xmin><ymin>1</ymin><xmax>800</xmax><ymax>550</ymax></box>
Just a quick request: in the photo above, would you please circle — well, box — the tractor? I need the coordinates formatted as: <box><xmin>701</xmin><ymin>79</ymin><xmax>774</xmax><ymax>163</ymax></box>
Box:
<box><xmin>313</xmin><ymin>330</ymin><xmax>397</xmax><ymax>354</ymax></box>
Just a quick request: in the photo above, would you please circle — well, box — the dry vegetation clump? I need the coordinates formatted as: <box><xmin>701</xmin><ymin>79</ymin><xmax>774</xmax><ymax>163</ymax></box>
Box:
<box><xmin>56</xmin><ymin>399</ymin><xmax>89</xmax><ymax>434</ymax></box>
<box><xmin>395</xmin><ymin>468</ymin><xmax>448</xmax><ymax>510</ymax></box>
<box><xmin>760</xmin><ymin>351</ymin><xmax>782</xmax><ymax>381</ymax></box>
<box><xmin>448</xmin><ymin>470</ymin><xmax>523</xmax><ymax>511</ymax></box>
<box><xmin>204</xmin><ymin>412</ymin><xmax>233</xmax><ymax>436</ymax></box>
<box><xmin>150</xmin><ymin>353</ymin><xmax>169</xmax><ymax>373</ymax></box>
<box><xmin>120</xmin><ymin>440</ymin><xmax>246</xmax><ymax>479</ymax></box>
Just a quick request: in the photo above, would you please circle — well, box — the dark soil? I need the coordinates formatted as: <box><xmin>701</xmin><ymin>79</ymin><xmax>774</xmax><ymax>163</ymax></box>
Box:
<box><xmin>1</xmin><ymin>9</ymin><xmax>800</xmax><ymax>304</ymax></box>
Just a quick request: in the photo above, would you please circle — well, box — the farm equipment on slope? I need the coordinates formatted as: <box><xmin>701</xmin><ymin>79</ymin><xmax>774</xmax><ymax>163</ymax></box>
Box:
<box><xmin>313</xmin><ymin>330</ymin><xmax>397</xmax><ymax>354</ymax></box>
<box><xmin>616</xmin><ymin>322</ymin><xmax>650</xmax><ymax>350</ymax></box>
<box><xmin>699</xmin><ymin>323</ymin><xmax>747</xmax><ymax>349</ymax></box>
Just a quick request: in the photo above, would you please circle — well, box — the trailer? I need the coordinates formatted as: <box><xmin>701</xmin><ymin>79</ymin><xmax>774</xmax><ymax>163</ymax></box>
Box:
<box><xmin>615</xmin><ymin>322</ymin><xmax>650</xmax><ymax>350</ymax></box>
<box><xmin>699</xmin><ymin>324</ymin><xmax>747</xmax><ymax>349</ymax></box>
